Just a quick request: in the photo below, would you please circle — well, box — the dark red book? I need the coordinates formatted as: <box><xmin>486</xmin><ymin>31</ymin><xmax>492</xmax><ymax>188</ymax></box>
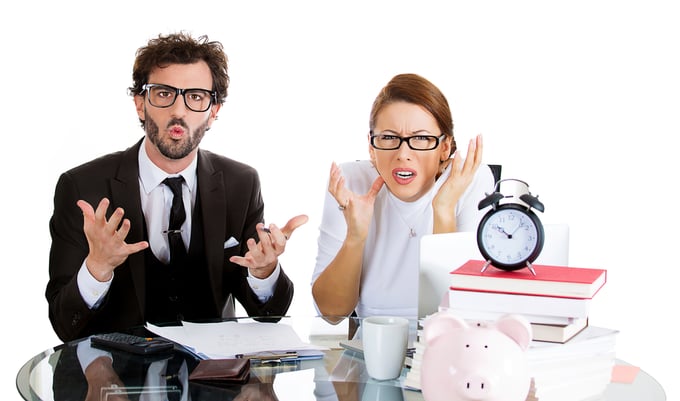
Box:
<box><xmin>449</xmin><ymin>260</ymin><xmax>607</xmax><ymax>299</ymax></box>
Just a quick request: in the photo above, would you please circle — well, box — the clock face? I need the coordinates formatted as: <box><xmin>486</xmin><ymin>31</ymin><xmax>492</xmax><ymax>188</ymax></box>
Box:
<box><xmin>477</xmin><ymin>204</ymin><xmax>544</xmax><ymax>271</ymax></box>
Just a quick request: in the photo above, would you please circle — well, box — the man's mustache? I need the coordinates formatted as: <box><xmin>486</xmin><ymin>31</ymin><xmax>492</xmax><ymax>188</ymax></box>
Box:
<box><xmin>167</xmin><ymin>118</ymin><xmax>188</xmax><ymax>129</ymax></box>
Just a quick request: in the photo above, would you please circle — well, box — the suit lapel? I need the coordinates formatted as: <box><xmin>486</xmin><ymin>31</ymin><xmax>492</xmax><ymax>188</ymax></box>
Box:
<box><xmin>197</xmin><ymin>150</ymin><xmax>228</xmax><ymax>307</ymax></box>
<box><xmin>110</xmin><ymin>139</ymin><xmax>147</xmax><ymax>315</ymax></box>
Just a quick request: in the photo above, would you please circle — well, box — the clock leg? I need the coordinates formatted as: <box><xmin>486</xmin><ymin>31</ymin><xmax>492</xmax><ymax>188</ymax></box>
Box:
<box><xmin>481</xmin><ymin>260</ymin><xmax>492</xmax><ymax>273</ymax></box>
<box><xmin>526</xmin><ymin>262</ymin><xmax>537</xmax><ymax>276</ymax></box>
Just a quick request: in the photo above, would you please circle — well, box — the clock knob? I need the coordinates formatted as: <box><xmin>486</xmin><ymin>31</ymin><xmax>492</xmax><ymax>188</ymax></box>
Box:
<box><xmin>519</xmin><ymin>193</ymin><xmax>545</xmax><ymax>212</ymax></box>
<box><xmin>478</xmin><ymin>192</ymin><xmax>504</xmax><ymax>210</ymax></box>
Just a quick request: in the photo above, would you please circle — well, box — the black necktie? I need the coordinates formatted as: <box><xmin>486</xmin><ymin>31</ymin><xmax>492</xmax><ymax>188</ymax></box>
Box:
<box><xmin>163</xmin><ymin>176</ymin><xmax>187</xmax><ymax>263</ymax></box>
<box><xmin>164</xmin><ymin>357</ymin><xmax>186</xmax><ymax>401</ymax></box>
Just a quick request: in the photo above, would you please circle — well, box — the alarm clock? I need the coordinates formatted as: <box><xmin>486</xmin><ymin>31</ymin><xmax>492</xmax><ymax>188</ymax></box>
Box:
<box><xmin>476</xmin><ymin>179</ymin><xmax>545</xmax><ymax>274</ymax></box>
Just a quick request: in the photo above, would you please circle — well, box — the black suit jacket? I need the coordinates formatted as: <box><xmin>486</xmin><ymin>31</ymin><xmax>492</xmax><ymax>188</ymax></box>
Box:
<box><xmin>46</xmin><ymin>139</ymin><xmax>293</xmax><ymax>342</ymax></box>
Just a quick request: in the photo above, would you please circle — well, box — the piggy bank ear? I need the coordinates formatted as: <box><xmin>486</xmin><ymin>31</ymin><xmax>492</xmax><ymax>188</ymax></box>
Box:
<box><xmin>423</xmin><ymin>311</ymin><xmax>469</xmax><ymax>345</ymax></box>
<box><xmin>496</xmin><ymin>314</ymin><xmax>533</xmax><ymax>351</ymax></box>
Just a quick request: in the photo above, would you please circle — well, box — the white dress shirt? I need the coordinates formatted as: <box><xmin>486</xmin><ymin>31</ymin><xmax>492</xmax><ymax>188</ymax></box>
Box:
<box><xmin>311</xmin><ymin>160</ymin><xmax>494</xmax><ymax>318</ymax></box>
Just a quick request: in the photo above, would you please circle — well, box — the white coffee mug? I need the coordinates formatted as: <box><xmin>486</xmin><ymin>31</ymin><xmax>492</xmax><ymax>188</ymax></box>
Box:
<box><xmin>361</xmin><ymin>316</ymin><xmax>409</xmax><ymax>380</ymax></box>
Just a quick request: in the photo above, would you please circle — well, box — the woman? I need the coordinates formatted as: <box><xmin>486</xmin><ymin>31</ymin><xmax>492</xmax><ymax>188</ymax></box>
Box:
<box><xmin>311</xmin><ymin>73</ymin><xmax>494</xmax><ymax>320</ymax></box>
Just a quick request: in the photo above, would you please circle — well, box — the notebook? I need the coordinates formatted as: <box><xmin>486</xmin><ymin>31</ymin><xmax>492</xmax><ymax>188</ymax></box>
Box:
<box><xmin>418</xmin><ymin>223</ymin><xmax>570</xmax><ymax>318</ymax></box>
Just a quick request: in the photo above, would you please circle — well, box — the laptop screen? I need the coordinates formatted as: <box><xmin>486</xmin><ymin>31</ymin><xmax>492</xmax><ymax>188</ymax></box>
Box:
<box><xmin>418</xmin><ymin>224</ymin><xmax>570</xmax><ymax>318</ymax></box>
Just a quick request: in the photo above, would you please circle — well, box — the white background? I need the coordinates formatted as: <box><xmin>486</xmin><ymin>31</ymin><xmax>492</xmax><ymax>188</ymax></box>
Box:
<box><xmin>2</xmin><ymin>1</ymin><xmax>678</xmax><ymax>399</ymax></box>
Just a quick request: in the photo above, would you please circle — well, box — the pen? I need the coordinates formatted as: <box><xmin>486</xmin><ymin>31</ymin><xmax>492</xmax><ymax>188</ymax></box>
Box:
<box><xmin>235</xmin><ymin>351</ymin><xmax>298</xmax><ymax>361</ymax></box>
<box><xmin>260</xmin><ymin>226</ymin><xmax>288</xmax><ymax>240</ymax></box>
<box><xmin>250</xmin><ymin>358</ymin><xmax>299</xmax><ymax>365</ymax></box>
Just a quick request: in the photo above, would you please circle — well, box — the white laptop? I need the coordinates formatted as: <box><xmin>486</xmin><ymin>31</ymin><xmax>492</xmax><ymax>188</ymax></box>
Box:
<box><xmin>418</xmin><ymin>223</ymin><xmax>570</xmax><ymax>318</ymax></box>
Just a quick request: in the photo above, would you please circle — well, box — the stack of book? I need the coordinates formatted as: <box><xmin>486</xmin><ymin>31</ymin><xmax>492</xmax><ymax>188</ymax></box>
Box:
<box><xmin>402</xmin><ymin>260</ymin><xmax>615</xmax><ymax>400</ymax></box>
<box><xmin>446</xmin><ymin>259</ymin><xmax>607</xmax><ymax>343</ymax></box>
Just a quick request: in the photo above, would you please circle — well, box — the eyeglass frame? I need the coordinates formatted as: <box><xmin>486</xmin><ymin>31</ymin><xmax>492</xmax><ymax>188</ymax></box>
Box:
<box><xmin>141</xmin><ymin>83</ymin><xmax>218</xmax><ymax>112</ymax></box>
<box><xmin>369</xmin><ymin>131</ymin><xmax>447</xmax><ymax>151</ymax></box>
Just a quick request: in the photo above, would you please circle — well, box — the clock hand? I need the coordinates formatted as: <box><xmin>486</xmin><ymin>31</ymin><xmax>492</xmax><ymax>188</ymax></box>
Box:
<box><xmin>493</xmin><ymin>225</ymin><xmax>511</xmax><ymax>238</ymax></box>
<box><xmin>510</xmin><ymin>221</ymin><xmax>527</xmax><ymax>236</ymax></box>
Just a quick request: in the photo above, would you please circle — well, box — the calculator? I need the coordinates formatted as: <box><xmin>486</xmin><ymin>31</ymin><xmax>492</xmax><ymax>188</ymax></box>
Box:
<box><xmin>90</xmin><ymin>332</ymin><xmax>175</xmax><ymax>355</ymax></box>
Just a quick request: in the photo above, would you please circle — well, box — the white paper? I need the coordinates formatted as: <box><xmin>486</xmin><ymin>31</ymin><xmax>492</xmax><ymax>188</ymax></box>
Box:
<box><xmin>146</xmin><ymin>320</ymin><xmax>326</xmax><ymax>360</ymax></box>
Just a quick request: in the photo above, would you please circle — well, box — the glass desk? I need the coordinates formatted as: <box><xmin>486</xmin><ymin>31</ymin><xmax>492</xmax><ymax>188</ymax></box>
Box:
<box><xmin>17</xmin><ymin>316</ymin><xmax>665</xmax><ymax>401</ymax></box>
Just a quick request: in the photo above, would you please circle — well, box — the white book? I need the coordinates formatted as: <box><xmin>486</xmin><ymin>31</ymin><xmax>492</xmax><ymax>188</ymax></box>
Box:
<box><xmin>448</xmin><ymin>288</ymin><xmax>591</xmax><ymax>319</ymax></box>
<box><xmin>528</xmin><ymin>325</ymin><xmax>618</xmax><ymax>360</ymax></box>
<box><xmin>444</xmin><ymin>307</ymin><xmax>576</xmax><ymax>325</ymax></box>
<box><xmin>529</xmin><ymin>317</ymin><xmax>589</xmax><ymax>343</ymax></box>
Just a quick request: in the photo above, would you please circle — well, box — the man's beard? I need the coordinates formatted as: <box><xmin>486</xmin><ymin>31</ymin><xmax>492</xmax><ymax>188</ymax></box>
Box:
<box><xmin>145</xmin><ymin>115</ymin><xmax>208</xmax><ymax>160</ymax></box>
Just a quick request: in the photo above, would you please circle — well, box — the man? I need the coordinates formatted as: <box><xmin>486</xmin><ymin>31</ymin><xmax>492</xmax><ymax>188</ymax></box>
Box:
<box><xmin>46</xmin><ymin>32</ymin><xmax>307</xmax><ymax>342</ymax></box>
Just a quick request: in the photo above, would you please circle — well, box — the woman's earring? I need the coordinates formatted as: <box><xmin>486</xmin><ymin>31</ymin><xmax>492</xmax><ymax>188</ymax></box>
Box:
<box><xmin>440</xmin><ymin>156</ymin><xmax>449</xmax><ymax>174</ymax></box>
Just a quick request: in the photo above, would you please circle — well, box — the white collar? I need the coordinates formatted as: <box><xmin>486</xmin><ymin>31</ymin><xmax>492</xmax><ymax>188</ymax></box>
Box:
<box><xmin>137</xmin><ymin>137</ymin><xmax>198</xmax><ymax>194</ymax></box>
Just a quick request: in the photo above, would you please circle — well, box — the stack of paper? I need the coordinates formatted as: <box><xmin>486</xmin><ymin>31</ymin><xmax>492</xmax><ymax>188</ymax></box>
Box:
<box><xmin>526</xmin><ymin>326</ymin><xmax>618</xmax><ymax>401</ymax></box>
<box><xmin>147</xmin><ymin>320</ymin><xmax>326</xmax><ymax>361</ymax></box>
<box><xmin>403</xmin><ymin>320</ymin><xmax>425</xmax><ymax>390</ymax></box>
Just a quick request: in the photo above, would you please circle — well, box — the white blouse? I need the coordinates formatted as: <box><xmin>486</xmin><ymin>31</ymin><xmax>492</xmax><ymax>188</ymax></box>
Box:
<box><xmin>311</xmin><ymin>160</ymin><xmax>494</xmax><ymax>318</ymax></box>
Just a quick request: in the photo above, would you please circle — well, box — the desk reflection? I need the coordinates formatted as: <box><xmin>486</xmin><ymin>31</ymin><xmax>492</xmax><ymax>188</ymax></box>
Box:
<box><xmin>315</xmin><ymin>348</ymin><xmax>406</xmax><ymax>401</ymax></box>
<box><xmin>58</xmin><ymin>342</ymin><xmax>285</xmax><ymax>401</ymax></box>
<box><xmin>66</xmin><ymin>351</ymin><xmax>403</xmax><ymax>401</ymax></box>
<box><xmin>44</xmin><ymin>327</ymin><xmax>406</xmax><ymax>401</ymax></box>
<box><xmin>17</xmin><ymin>316</ymin><xmax>667</xmax><ymax>401</ymax></box>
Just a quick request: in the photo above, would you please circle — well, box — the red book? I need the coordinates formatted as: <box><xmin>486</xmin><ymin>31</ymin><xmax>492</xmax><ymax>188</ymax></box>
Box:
<box><xmin>449</xmin><ymin>260</ymin><xmax>607</xmax><ymax>299</ymax></box>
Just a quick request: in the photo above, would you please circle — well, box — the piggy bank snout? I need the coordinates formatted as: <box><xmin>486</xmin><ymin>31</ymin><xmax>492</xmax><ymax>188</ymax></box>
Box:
<box><xmin>457</xmin><ymin>372</ymin><xmax>493</xmax><ymax>398</ymax></box>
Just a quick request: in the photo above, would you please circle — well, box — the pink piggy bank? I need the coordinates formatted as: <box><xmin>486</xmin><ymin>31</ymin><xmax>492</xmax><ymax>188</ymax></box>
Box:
<box><xmin>421</xmin><ymin>312</ymin><xmax>532</xmax><ymax>401</ymax></box>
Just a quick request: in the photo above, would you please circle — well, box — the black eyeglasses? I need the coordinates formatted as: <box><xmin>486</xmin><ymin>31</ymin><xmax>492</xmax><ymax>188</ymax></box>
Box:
<box><xmin>370</xmin><ymin>132</ymin><xmax>446</xmax><ymax>151</ymax></box>
<box><xmin>141</xmin><ymin>84</ymin><xmax>217</xmax><ymax>112</ymax></box>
